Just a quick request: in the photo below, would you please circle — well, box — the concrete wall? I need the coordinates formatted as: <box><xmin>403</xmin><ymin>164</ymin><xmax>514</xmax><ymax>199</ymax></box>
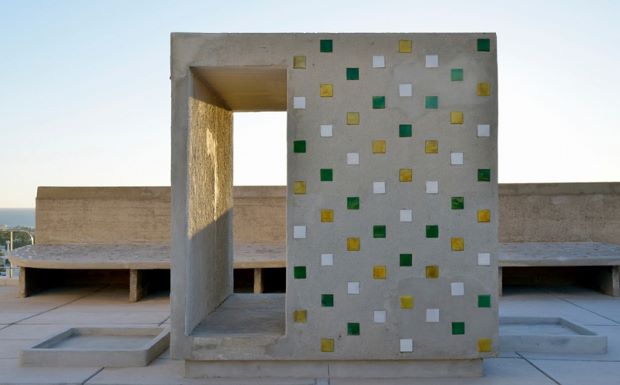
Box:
<box><xmin>36</xmin><ymin>187</ymin><xmax>170</xmax><ymax>244</ymax></box>
<box><xmin>499</xmin><ymin>183</ymin><xmax>620</xmax><ymax>244</ymax></box>
<box><xmin>37</xmin><ymin>183</ymin><xmax>620</xmax><ymax>248</ymax></box>
<box><xmin>171</xmin><ymin>33</ymin><xmax>498</xmax><ymax>362</ymax></box>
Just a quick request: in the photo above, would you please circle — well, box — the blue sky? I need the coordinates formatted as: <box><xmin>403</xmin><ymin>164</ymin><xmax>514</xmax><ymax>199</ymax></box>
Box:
<box><xmin>1</xmin><ymin>0</ymin><xmax>619</xmax><ymax>207</ymax></box>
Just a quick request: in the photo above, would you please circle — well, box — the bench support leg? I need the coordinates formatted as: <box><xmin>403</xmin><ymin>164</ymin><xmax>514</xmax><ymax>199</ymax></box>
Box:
<box><xmin>19</xmin><ymin>267</ymin><xmax>48</xmax><ymax>298</ymax></box>
<box><xmin>129</xmin><ymin>269</ymin><xmax>147</xmax><ymax>302</ymax></box>
<box><xmin>498</xmin><ymin>267</ymin><xmax>503</xmax><ymax>297</ymax></box>
<box><xmin>253</xmin><ymin>268</ymin><xmax>263</xmax><ymax>294</ymax></box>
<box><xmin>597</xmin><ymin>266</ymin><xmax>620</xmax><ymax>297</ymax></box>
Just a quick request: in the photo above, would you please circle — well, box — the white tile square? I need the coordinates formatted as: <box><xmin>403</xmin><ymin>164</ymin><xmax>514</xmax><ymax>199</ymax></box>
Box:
<box><xmin>451</xmin><ymin>152</ymin><xmax>464</xmax><ymax>165</ymax></box>
<box><xmin>478</xmin><ymin>253</ymin><xmax>491</xmax><ymax>266</ymax></box>
<box><xmin>477</xmin><ymin>124</ymin><xmax>491</xmax><ymax>137</ymax></box>
<box><xmin>346</xmin><ymin>152</ymin><xmax>359</xmax><ymax>165</ymax></box>
<box><xmin>399</xmin><ymin>83</ymin><xmax>412</xmax><ymax>97</ymax></box>
<box><xmin>374</xmin><ymin>310</ymin><xmax>386</xmax><ymax>323</ymax></box>
<box><xmin>426</xmin><ymin>181</ymin><xmax>438</xmax><ymax>194</ymax></box>
<box><xmin>425</xmin><ymin>54</ymin><xmax>439</xmax><ymax>68</ymax></box>
<box><xmin>451</xmin><ymin>282</ymin><xmax>465</xmax><ymax>296</ymax></box>
<box><xmin>426</xmin><ymin>308</ymin><xmax>440</xmax><ymax>323</ymax></box>
<box><xmin>320</xmin><ymin>124</ymin><xmax>333</xmax><ymax>137</ymax></box>
<box><xmin>293</xmin><ymin>225</ymin><xmax>306</xmax><ymax>239</ymax></box>
<box><xmin>347</xmin><ymin>281</ymin><xmax>360</xmax><ymax>295</ymax></box>
<box><xmin>400</xmin><ymin>338</ymin><xmax>413</xmax><ymax>352</ymax></box>
<box><xmin>372</xmin><ymin>55</ymin><xmax>385</xmax><ymax>68</ymax></box>
<box><xmin>373</xmin><ymin>181</ymin><xmax>386</xmax><ymax>194</ymax></box>
<box><xmin>321</xmin><ymin>253</ymin><xmax>333</xmax><ymax>266</ymax></box>
<box><xmin>399</xmin><ymin>209</ymin><xmax>412</xmax><ymax>222</ymax></box>
<box><xmin>293</xmin><ymin>96</ymin><xmax>306</xmax><ymax>109</ymax></box>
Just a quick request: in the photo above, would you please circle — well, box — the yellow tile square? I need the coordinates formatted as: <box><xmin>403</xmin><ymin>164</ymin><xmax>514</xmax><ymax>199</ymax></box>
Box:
<box><xmin>399</xmin><ymin>39</ymin><xmax>412</xmax><ymax>53</ymax></box>
<box><xmin>320</xmin><ymin>83</ymin><xmax>333</xmax><ymax>97</ymax></box>
<box><xmin>400</xmin><ymin>168</ymin><xmax>413</xmax><ymax>182</ymax></box>
<box><xmin>450</xmin><ymin>111</ymin><xmax>464</xmax><ymax>124</ymax></box>
<box><xmin>321</xmin><ymin>338</ymin><xmax>335</xmax><ymax>352</ymax></box>
<box><xmin>293</xmin><ymin>309</ymin><xmax>307</xmax><ymax>323</ymax></box>
<box><xmin>400</xmin><ymin>295</ymin><xmax>414</xmax><ymax>309</ymax></box>
<box><xmin>477</xmin><ymin>82</ymin><xmax>491</xmax><ymax>96</ymax></box>
<box><xmin>372</xmin><ymin>140</ymin><xmax>386</xmax><ymax>154</ymax></box>
<box><xmin>451</xmin><ymin>237</ymin><xmax>464</xmax><ymax>251</ymax></box>
<box><xmin>293</xmin><ymin>55</ymin><xmax>306</xmax><ymax>69</ymax></box>
<box><xmin>478</xmin><ymin>338</ymin><xmax>492</xmax><ymax>353</ymax></box>
<box><xmin>373</xmin><ymin>265</ymin><xmax>387</xmax><ymax>280</ymax></box>
<box><xmin>321</xmin><ymin>209</ymin><xmax>334</xmax><ymax>223</ymax></box>
<box><xmin>347</xmin><ymin>237</ymin><xmax>360</xmax><ymax>251</ymax></box>
<box><xmin>293</xmin><ymin>181</ymin><xmax>306</xmax><ymax>195</ymax></box>
<box><xmin>347</xmin><ymin>112</ymin><xmax>360</xmax><ymax>125</ymax></box>
<box><xmin>425</xmin><ymin>265</ymin><xmax>439</xmax><ymax>279</ymax></box>
<box><xmin>477</xmin><ymin>209</ymin><xmax>491</xmax><ymax>223</ymax></box>
<box><xmin>425</xmin><ymin>140</ymin><xmax>438</xmax><ymax>154</ymax></box>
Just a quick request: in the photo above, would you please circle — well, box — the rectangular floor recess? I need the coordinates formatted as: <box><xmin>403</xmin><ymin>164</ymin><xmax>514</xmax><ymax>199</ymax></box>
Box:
<box><xmin>21</xmin><ymin>327</ymin><xmax>170</xmax><ymax>367</ymax></box>
<box><xmin>500</xmin><ymin>317</ymin><xmax>607</xmax><ymax>354</ymax></box>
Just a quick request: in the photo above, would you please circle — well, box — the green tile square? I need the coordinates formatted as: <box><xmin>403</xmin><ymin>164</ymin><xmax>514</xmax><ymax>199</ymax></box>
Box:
<box><xmin>346</xmin><ymin>67</ymin><xmax>359</xmax><ymax>80</ymax></box>
<box><xmin>478</xmin><ymin>169</ymin><xmax>491</xmax><ymax>182</ymax></box>
<box><xmin>372</xmin><ymin>96</ymin><xmax>385</xmax><ymax>109</ymax></box>
<box><xmin>347</xmin><ymin>197</ymin><xmax>360</xmax><ymax>210</ymax></box>
<box><xmin>347</xmin><ymin>322</ymin><xmax>360</xmax><ymax>336</ymax></box>
<box><xmin>451</xmin><ymin>197</ymin><xmax>464</xmax><ymax>210</ymax></box>
<box><xmin>425</xmin><ymin>96</ymin><xmax>438</xmax><ymax>109</ymax></box>
<box><xmin>426</xmin><ymin>225</ymin><xmax>439</xmax><ymax>238</ymax></box>
<box><xmin>321</xmin><ymin>294</ymin><xmax>334</xmax><ymax>307</ymax></box>
<box><xmin>452</xmin><ymin>322</ymin><xmax>465</xmax><ymax>335</ymax></box>
<box><xmin>373</xmin><ymin>225</ymin><xmax>386</xmax><ymax>238</ymax></box>
<box><xmin>478</xmin><ymin>295</ymin><xmax>491</xmax><ymax>308</ymax></box>
<box><xmin>320</xmin><ymin>168</ymin><xmax>333</xmax><ymax>182</ymax></box>
<box><xmin>293</xmin><ymin>266</ymin><xmax>306</xmax><ymax>279</ymax></box>
<box><xmin>477</xmin><ymin>38</ymin><xmax>491</xmax><ymax>52</ymax></box>
<box><xmin>320</xmin><ymin>39</ymin><xmax>333</xmax><ymax>52</ymax></box>
<box><xmin>400</xmin><ymin>253</ymin><xmax>413</xmax><ymax>267</ymax></box>
<box><xmin>293</xmin><ymin>140</ymin><xmax>306</xmax><ymax>153</ymax></box>
<box><xmin>451</xmin><ymin>68</ymin><xmax>464</xmax><ymax>81</ymax></box>
<box><xmin>399</xmin><ymin>124</ymin><xmax>412</xmax><ymax>137</ymax></box>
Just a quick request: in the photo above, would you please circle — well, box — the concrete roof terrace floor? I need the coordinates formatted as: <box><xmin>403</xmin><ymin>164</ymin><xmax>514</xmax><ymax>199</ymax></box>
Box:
<box><xmin>1</xmin><ymin>284</ymin><xmax>620</xmax><ymax>384</ymax></box>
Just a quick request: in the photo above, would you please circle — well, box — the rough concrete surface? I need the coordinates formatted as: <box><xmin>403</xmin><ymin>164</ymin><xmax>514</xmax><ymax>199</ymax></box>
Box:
<box><xmin>171</xmin><ymin>33</ymin><xmax>498</xmax><ymax>367</ymax></box>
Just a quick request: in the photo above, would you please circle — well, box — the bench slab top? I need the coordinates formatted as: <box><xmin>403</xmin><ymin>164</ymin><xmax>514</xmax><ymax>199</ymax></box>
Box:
<box><xmin>499</xmin><ymin>242</ymin><xmax>620</xmax><ymax>267</ymax></box>
<box><xmin>9</xmin><ymin>243</ymin><xmax>286</xmax><ymax>270</ymax></box>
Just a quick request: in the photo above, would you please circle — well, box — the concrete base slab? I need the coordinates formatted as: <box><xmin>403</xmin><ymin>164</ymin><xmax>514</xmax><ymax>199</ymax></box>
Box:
<box><xmin>185</xmin><ymin>359</ymin><xmax>483</xmax><ymax>379</ymax></box>
<box><xmin>500</xmin><ymin>317</ymin><xmax>607</xmax><ymax>353</ymax></box>
<box><xmin>21</xmin><ymin>327</ymin><xmax>169</xmax><ymax>367</ymax></box>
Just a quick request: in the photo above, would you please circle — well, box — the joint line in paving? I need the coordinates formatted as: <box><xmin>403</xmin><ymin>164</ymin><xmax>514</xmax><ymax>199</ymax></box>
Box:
<box><xmin>549</xmin><ymin>290</ymin><xmax>620</xmax><ymax>325</ymax></box>
<box><xmin>516</xmin><ymin>352</ymin><xmax>561</xmax><ymax>384</ymax></box>
<box><xmin>82</xmin><ymin>367</ymin><xmax>104</xmax><ymax>385</ymax></box>
<box><xmin>6</xmin><ymin>285</ymin><xmax>109</xmax><ymax>327</ymax></box>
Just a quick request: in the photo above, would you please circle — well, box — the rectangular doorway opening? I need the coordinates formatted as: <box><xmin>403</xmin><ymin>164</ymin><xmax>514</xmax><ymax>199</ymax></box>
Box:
<box><xmin>187</xmin><ymin>66</ymin><xmax>287</xmax><ymax>339</ymax></box>
<box><xmin>233</xmin><ymin>112</ymin><xmax>287</xmax><ymax>294</ymax></box>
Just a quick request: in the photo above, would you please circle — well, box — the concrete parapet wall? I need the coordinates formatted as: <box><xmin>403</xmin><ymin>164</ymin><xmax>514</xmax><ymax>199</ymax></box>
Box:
<box><xmin>36</xmin><ymin>187</ymin><xmax>171</xmax><ymax>244</ymax></box>
<box><xmin>499</xmin><ymin>183</ymin><xmax>620</xmax><ymax>244</ymax></box>
<box><xmin>36</xmin><ymin>183</ymin><xmax>620</xmax><ymax>246</ymax></box>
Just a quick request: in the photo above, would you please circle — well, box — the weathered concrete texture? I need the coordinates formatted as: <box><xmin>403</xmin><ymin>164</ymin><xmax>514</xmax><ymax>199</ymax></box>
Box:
<box><xmin>233</xmin><ymin>186</ymin><xmax>286</xmax><ymax>248</ymax></box>
<box><xmin>36</xmin><ymin>187</ymin><xmax>171</xmax><ymax>244</ymax></box>
<box><xmin>185</xmin><ymin>359</ymin><xmax>483</xmax><ymax>379</ymax></box>
<box><xmin>21</xmin><ymin>327</ymin><xmax>169</xmax><ymax>367</ymax></box>
<box><xmin>171</xmin><ymin>33</ymin><xmax>498</xmax><ymax>367</ymax></box>
<box><xmin>499</xmin><ymin>183</ymin><xmax>620</xmax><ymax>244</ymax></box>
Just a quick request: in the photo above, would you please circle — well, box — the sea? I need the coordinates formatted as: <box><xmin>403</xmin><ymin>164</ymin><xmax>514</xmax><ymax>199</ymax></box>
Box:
<box><xmin>0</xmin><ymin>208</ymin><xmax>36</xmax><ymax>228</ymax></box>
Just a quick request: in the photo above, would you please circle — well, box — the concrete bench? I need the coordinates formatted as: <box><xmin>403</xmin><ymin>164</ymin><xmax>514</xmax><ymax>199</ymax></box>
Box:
<box><xmin>499</xmin><ymin>242</ymin><xmax>620</xmax><ymax>296</ymax></box>
<box><xmin>499</xmin><ymin>183</ymin><xmax>620</xmax><ymax>296</ymax></box>
<box><xmin>9</xmin><ymin>186</ymin><xmax>286</xmax><ymax>301</ymax></box>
